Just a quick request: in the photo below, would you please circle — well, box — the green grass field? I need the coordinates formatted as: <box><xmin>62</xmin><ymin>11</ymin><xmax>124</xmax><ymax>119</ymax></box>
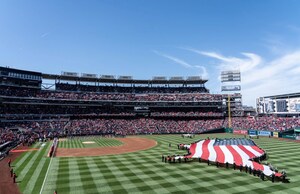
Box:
<box><xmin>12</xmin><ymin>134</ymin><xmax>300</xmax><ymax>194</ymax></box>
<box><xmin>58</xmin><ymin>137</ymin><xmax>123</xmax><ymax>148</ymax></box>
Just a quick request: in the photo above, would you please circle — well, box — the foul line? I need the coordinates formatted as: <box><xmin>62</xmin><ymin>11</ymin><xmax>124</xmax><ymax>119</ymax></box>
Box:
<box><xmin>39</xmin><ymin>143</ymin><xmax>55</xmax><ymax>194</ymax></box>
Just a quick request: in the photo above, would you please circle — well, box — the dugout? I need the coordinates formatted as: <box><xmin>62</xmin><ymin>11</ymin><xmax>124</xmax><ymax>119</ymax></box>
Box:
<box><xmin>199</xmin><ymin>127</ymin><xmax>225</xmax><ymax>134</ymax></box>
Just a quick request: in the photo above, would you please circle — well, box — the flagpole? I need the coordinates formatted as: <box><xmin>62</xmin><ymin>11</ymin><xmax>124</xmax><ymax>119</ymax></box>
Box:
<box><xmin>228</xmin><ymin>94</ymin><xmax>231</xmax><ymax>128</ymax></box>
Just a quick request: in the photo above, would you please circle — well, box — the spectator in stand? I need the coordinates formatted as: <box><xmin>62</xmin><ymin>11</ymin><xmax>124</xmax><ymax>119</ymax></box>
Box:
<box><xmin>224</xmin><ymin>116</ymin><xmax>300</xmax><ymax>131</ymax></box>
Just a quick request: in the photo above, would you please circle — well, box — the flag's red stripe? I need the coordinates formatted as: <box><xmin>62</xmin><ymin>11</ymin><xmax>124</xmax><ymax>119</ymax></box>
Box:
<box><xmin>250</xmin><ymin>146</ymin><xmax>264</xmax><ymax>155</ymax></box>
<box><xmin>201</xmin><ymin>140</ymin><xmax>210</xmax><ymax>160</ymax></box>
<box><xmin>187</xmin><ymin>143</ymin><xmax>197</xmax><ymax>158</ymax></box>
<box><xmin>214</xmin><ymin>146</ymin><xmax>225</xmax><ymax>163</ymax></box>
<box><xmin>252</xmin><ymin>161</ymin><xmax>264</xmax><ymax>171</ymax></box>
<box><xmin>226</xmin><ymin>145</ymin><xmax>243</xmax><ymax>166</ymax></box>
<box><xmin>238</xmin><ymin>145</ymin><xmax>256</xmax><ymax>159</ymax></box>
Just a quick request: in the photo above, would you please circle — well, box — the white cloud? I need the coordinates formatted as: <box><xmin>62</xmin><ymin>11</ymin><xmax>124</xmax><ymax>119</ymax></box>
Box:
<box><xmin>186</xmin><ymin>48</ymin><xmax>300</xmax><ymax>107</ymax></box>
<box><xmin>183</xmin><ymin>48</ymin><xmax>261</xmax><ymax>73</ymax></box>
<box><xmin>153</xmin><ymin>50</ymin><xmax>208</xmax><ymax>79</ymax></box>
<box><xmin>194</xmin><ymin>65</ymin><xmax>208</xmax><ymax>78</ymax></box>
<box><xmin>153</xmin><ymin>50</ymin><xmax>193</xmax><ymax>68</ymax></box>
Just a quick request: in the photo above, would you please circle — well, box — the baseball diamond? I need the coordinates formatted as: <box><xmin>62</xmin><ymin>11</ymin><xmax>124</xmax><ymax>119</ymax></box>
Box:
<box><xmin>6</xmin><ymin>134</ymin><xmax>300</xmax><ymax>194</ymax></box>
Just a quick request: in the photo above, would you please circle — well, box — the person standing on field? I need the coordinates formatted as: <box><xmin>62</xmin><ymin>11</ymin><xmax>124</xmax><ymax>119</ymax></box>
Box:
<box><xmin>13</xmin><ymin>173</ymin><xmax>17</xmax><ymax>183</ymax></box>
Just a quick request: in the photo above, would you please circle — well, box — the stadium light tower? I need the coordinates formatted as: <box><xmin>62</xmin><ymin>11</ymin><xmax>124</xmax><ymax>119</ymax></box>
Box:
<box><xmin>220</xmin><ymin>70</ymin><xmax>241</xmax><ymax>128</ymax></box>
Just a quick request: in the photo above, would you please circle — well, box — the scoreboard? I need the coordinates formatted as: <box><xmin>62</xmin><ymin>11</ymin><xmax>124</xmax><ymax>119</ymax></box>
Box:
<box><xmin>221</xmin><ymin>70</ymin><xmax>241</xmax><ymax>82</ymax></box>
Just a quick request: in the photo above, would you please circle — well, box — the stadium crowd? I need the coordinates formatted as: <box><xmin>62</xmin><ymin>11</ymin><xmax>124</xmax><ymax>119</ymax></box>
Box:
<box><xmin>151</xmin><ymin>111</ymin><xmax>224</xmax><ymax>117</ymax></box>
<box><xmin>0</xmin><ymin>127</ymin><xmax>42</xmax><ymax>159</ymax></box>
<box><xmin>226</xmin><ymin>116</ymin><xmax>300</xmax><ymax>131</ymax></box>
<box><xmin>0</xmin><ymin>86</ymin><xmax>222</xmax><ymax>102</ymax></box>
<box><xmin>55</xmin><ymin>83</ymin><xmax>209</xmax><ymax>94</ymax></box>
<box><xmin>35</xmin><ymin>118</ymin><xmax>223</xmax><ymax>135</ymax></box>
<box><xmin>37</xmin><ymin>92</ymin><xmax>222</xmax><ymax>102</ymax></box>
<box><xmin>1</xmin><ymin>115</ymin><xmax>300</xmax><ymax>157</ymax></box>
<box><xmin>1</xmin><ymin>115</ymin><xmax>300</xmax><ymax>144</ymax></box>
<box><xmin>0</xmin><ymin>118</ymin><xmax>224</xmax><ymax>140</ymax></box>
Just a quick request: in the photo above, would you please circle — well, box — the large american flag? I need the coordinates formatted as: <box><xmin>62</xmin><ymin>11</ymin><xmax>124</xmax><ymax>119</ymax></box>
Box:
<box><xmin>181</xmin><ymin>138</ymin><xmax>281</xmax><ymax>177</ymax></box>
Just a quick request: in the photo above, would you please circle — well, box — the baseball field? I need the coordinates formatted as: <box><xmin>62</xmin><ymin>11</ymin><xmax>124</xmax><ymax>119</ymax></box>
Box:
<box><xmin>12</xmin><ymin>134</ymin><xmax>300</xmax><ymax>194</ymax></box>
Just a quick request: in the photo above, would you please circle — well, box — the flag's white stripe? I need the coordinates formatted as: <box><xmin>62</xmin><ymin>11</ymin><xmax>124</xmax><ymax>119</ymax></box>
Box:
<box><xmin>244</xmin><ymin>146</ymin><xmax>262</xmax><ymax>157</ymax></box>
<box><xmin>231</xmin><ymin>145</ymin><xmax>250</xmax><ymax>166</ymax></box>
<box><xmin>193</xmin><ymin>140</ymin><xmax>204</xmax><ymax>158</ymax></box>
<box><xmin>208</xmin><ymin>140</ymin><xmax>217</xmax><ymax>161</ymax></box>
<box><xmin>262</xmin><ymin>165</ymin><xmax>273</xmax><ymax>176</ymax></box>
<box><xmin>246</xmin><ymin>160</ymin><xmax>254</xmax><ymax>168</ymax></box>
<box><xmin>219</xmin><ymin>146</ymin><xmax>234</xmax><ymax>164</ymax></box>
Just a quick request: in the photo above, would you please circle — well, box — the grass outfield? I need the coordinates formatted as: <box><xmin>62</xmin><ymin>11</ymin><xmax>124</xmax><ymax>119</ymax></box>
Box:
<box><xmin>58</xmin><ymin>137</ymin><xmax>123</xmax><ymax>148</ymax></box>
<box><xmin>13</xmin><ymin>134</ymin><xmax>300</xmax><ymax>194</ymax></box>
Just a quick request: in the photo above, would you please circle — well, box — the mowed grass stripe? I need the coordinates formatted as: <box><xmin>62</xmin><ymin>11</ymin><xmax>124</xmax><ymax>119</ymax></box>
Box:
<box><xmin>97</xmin><ymin>158</ymin><xmax>128</xmax><ymax>193</ymax></box>
<box><xmin>18</xmin><ymin>142</ymin><xmax>50</xmax><ymax>193</ymax></box>
<box><xmin>75</xmin><ymin>139</ymin><xmax>80</xmax><ymax>148</ymax></box>
<box><xmin>89</xmin><ymin>158</ymin><xmax>114</xmax><ymax>193</ymax></box>
<box><xmin>77</xmin><ymin>158</ymin><xmax>98</xmax><ymax>192</ymax></box>
<box><xmin>79</xmin><ymin>139</ymin><xmax>84</xmax><ymax>148</ymax></box>
<box><xmin>71</xmin><ymin>139</ymin><xmax>74</xmax><ymax>148</ymax></box>
<box><xmin>83</xmin><ymin>158</ymin><xmax>109</xmax><ymax>193</ymax></box>
<box><xmin>67</xmin><ymin>159</ymin><xmax>85</xmax><ymax>193</ymax></box>
<box><xmin>107</xmin><ymin>158</ymin><xmax>153</xmax><ymax>193</ymax></box>
<box><xmin>15</xmin><ymin>143</ymin><xmax>48</xmax><ymax>181</ymax></box>
<box><xmin>37</xmin><ymin>157</ymin><xmax>59</xmax><ymax>194</ymax></box>
<box><xmin>31</xmin><ymin>157</ymin><xmax>51</xmax><ymax>194</ymax></box>
<box><xmin>96</xmin><ymin>138</ymin><xmax>117</xmax><ymax>147</ymax></box>
<box><xmin>22</xmin><ymin>144</ymin><xmax>50</xmax><ymax>194</ymax></box>
<box><xmin>55</xmin><ymin>159</ymin><xmax>71</xmax><ymax>193</ymax></box>
<box><xmin>13</xmin><ymin>143</ymin><xmax>40</xmax><ymax>167</ymax></box>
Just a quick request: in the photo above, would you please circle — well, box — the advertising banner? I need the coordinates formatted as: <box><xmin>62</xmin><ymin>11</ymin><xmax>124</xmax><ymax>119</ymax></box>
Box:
<box><xmin>233</xmin><ymin>130</ymin><xmax>248</xmax><ymax>135</ymax></box>
<box><xmin>248</xmin><ymin>130</ymin><xmax>257</xmax><ymax>135</ymax></box>
<box><xmin>258</xmin><ymin>130</ymin><xmax>271</xmax><ymax>136</ymax></box>
<box><xmin>273</xmin><ymin>132</ymin><xmax>279</xmax><ymax>138</ymax></box>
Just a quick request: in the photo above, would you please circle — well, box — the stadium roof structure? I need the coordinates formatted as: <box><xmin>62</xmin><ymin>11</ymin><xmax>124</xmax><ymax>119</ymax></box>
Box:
<box><xmin>0</xmin><ymin>66</ymin><xmax>208</xmax><ymax>85</ymax></box>
<box><xmin>42</xmin><ymin>73</ymin><xmax>208</xmax><ymax>85</ymax></box>
<box><xmin>262</xmin><ymin>92</ymin><xmax>300</xmax><ymax>100</ymax></box>
<box><xmin>0</xmin><ymin>66</ymin><xmax>42</xmax><ymax>76</ymax></box>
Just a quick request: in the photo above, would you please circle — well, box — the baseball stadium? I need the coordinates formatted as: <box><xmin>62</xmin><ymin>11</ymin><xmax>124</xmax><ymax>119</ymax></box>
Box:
<box><xmin>2</xmin><ymin>1</ymin><xmax>300</xmax><ymax>194</ymax></box>
<box><xmin>1</xmin><ymin>66</ymin><xmax>300</xmax><ymax>194</ymax></box>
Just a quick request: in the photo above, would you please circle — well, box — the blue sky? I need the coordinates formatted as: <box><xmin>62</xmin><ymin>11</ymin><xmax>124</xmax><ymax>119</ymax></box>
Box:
<box><xmin>1</xmin><ymin>0</ymin><xmax>300</xmax><ymax>106</ymax></box>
